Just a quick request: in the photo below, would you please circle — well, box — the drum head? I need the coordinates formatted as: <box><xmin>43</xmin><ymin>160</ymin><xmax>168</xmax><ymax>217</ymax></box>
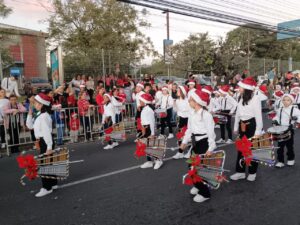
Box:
<box><xmin>267</xmin><ymin>126</ymin><xmax>289</xmax><ymax>134</ymax></box>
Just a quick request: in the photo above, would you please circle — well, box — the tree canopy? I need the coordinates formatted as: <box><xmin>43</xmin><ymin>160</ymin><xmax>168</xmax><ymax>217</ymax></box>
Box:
<box><xmin>0</xmin><ymin>0</ymin><xmax>12</xmax><ymax>18</ymax></box>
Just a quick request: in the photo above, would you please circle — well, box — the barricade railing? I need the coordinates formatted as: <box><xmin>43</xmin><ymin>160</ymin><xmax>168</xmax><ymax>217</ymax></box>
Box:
<box><xmin>2</xmin><ymin>103</ymin><xmax>137</xmax><ymax>156</ymax></box>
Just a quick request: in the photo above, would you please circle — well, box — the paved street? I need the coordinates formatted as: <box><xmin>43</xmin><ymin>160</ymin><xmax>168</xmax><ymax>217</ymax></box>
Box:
<box><xmin>1</xmin><ymin>115</ymin><xmax>300</xmax><ymax>225</ymax></box>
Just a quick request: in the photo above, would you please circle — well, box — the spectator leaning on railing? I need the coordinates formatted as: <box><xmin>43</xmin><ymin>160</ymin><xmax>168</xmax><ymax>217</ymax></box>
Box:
<box><xmin>0</xmin><ymin>89</ymin><xmax>9</xmax><ymax>150</ymax></box>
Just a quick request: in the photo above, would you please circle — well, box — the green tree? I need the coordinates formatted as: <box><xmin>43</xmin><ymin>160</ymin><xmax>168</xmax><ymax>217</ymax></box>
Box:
<box><xmin>48</xmin><ymin>0</ymin><xmax>156</xmax><ymax>78</ymax></box>
<box><xmin>0</xmin><ymin>0</ymin><xmax>12</xmax><ymax>18</ymax></box>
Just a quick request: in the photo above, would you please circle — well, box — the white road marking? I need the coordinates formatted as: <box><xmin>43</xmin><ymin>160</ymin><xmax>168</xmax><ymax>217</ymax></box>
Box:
<box><xmin>58</xmin><ymin>143</ymin><xmax>231</xmax><ymax>189</ymax></box>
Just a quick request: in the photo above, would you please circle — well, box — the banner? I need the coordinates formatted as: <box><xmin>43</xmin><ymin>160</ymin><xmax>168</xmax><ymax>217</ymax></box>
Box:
<box><xmin>277</xmin><ymin>19</ymin><xmax>300</xmax><ymax>40</ymax></box>
<box><xmin>50</xmin><ymin>48</ymin><xmax>59</xmax><ymax>89</ymax></box>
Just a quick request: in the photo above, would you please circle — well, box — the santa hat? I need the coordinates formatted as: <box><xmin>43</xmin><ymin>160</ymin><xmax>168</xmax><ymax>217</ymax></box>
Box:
<box><xmin>274</xmin><ymin>90</ymin><xmax>284</xmax><ymax>98</ymax></box>
<box><xmin>234</xmin><ymin>86</ymin><xmax>239</xmax><ymax>92</ymax></box>
<box><xmin>35</xmin><ymin>93</ymin><xmax>51</xmax><ymax>106</ymax></box>
<box><xmin>140</xmin><ymin>93</ymin><xmax>153</xmax><ymax>104</ymax></box>
<box><xmin>202</xmin><ymin>85</ymin><xmax>213</xmax><ymax>95</ymax></box>
<box><xmin>104</xmin><ymin>93</ymin><xmax>112</xmax><ymax>101</ymax></box>
<box><xmin>291</xmin><ymin>85</ymin><xmax>300</xmax><ymax>93</ymax></box>
<box><xmin>190</xmin><ymin>90</ymin><xmax>210</xmax><ymax>107</ymax></box>
<box><xmin>136</xmin><ymin>82</ymin><xmax>144</xmax><ymax>89</ymax></box>
<box><xmin>259</xmin><ymin>85</ymin><xmax>268</xmax><ymax>95</ymax></box>
<box><xmin>116</xmin><ymin>79</ymin><xmax>124</xmax><ymax>87</ymax></box>
<box><xmin>219</xmin><ymin>85</ymin><xmax>230</xmax><ymax>95</ymax></box>
<box><xmin>80</xmin><ymin>84</ymin><xmax>85</xmax><ymax>88</ymax></box>
<box><xmin>178</xmin><ymin>85</ymin><xmax>188</xmax><ymax>97</ymax></box>
<box><xmin>238</xmin><ymin>77</ymin><xmax>257</xmax><ymax>90</ymax></box>
<box><xmin>282</xmin><ymin>94</ymin><xmax>295</xmax><ymax>103</ymax></box>
<box><xmin>275</xmin><ymin>85</ymin><xmax>282</xmax><ymax>90</ymax></box>
<box><xmin>196</xmin><ymin>84</ymin><xmax>202</xmax><ymax>91</ymax></box>
<box><xmin>162</xmin><ymin>86</ymin><xmax>169</xmax><ymax>92</ymax></box>
<box><xmin>187</xmin><ymin>79</ymin><xmax>196</xmax><ymax>86</ymax></box>
<box><xmin>213</xmin><ymin>90</ymin><xmax>220</xmax><ymax>95</ymax></box>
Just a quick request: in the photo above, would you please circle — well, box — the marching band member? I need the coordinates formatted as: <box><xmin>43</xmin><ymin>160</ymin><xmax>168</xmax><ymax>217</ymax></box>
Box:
<box><xmin>179</xmin><ymin>90</ymin><xmax>216</xmax><ymax>203</ymax></box>
<box><xmin>273</xmin><ymin>90</ymin><xmax>284</xmax><ymax>111</ymax></box>
<box><xmin>172</xmin><ymin>85</ymin><xmax>190</xmax><ymax>159</ymax></box>
<box><xmin>187</xmin><ymin>80</ymin><xmax>197</xmax><ymax>99</ymax></box>
<box><xmin>231</xmin><ymin>77</ymin><xmax>263</xmax><ymax>182</ymax></box>
<box><xmin>111</xmin><ymin>88</ymin><xmax>124</xmax><ymax>124</ymax></box>
<box><xmin>133</xmin><ymin>82</ymin><xmax>145</xmax><ymax>132</ymax></box>
<box><xmin>158</xmin><ymin>86</ymin><xmax>174</xmax><ymax>139</ymax></box>
<box><xmin>255</xmin><ymin>84</ymin><xmax>268</xmax><ymax>102</ymax></box>
<box><xmin>232</xmin><ymin>86</ymin><xmax>240</xmax><ymax>102</ymax></box>
<box><xmin>138</xmin><ymin>93</ymin><xmax>162</xmax><ymax>169</ymax></box>
<box><xmin>208</xmin><ymin>90</ymin><xmax>221</xmax><ymax>114</ymax></box>
<box><xmin>216</xmin><ymin>85</ymin><xmax>238</xmax><ymax>144</ymax></box>
<box><xmin>290</xmin><ymin>84</ymin><xmax>300</xmax><ymax>108</ymax></box>
<box><xmin>102</xmin><ymin>93</ymin><xmax>118</xmax><ymax>150</ymax></box>
<box><xmin>272</xmin><ymin>94</ymin><xmax>300</xmax><ymax>168</ymax></box>
<box><xmin>26</xmin><ymin>93</ymin><xmax>57</xmax><ymax>197</ymax></box>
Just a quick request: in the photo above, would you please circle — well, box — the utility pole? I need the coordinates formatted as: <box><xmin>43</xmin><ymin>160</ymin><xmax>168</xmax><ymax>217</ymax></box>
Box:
<box><xmin>108</xmin><ymin>50</ymin><xmax>111</xmax><ymax>74</ymax></box>
<box><xmin>247</xmin><ymin>29</ymin><xmax>250</xmax><ymax>75</ymax></box>
<box><xmin>102</xmin><ymin>49</ymin><xmax>105</xmax><ymax>89</ymax></box>
<box><xmin>0</xmin><ymin>50</ymin><xmax>3</xmax><ymax>81</ymax></box>
<box><xmin>163</xmin><ymin>10</ymin><xmax>171</xmax><ymax>79</ymax></box>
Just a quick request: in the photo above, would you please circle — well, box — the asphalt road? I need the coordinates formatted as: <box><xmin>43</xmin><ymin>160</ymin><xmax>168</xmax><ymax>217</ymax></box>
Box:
<box><xmin>1</xmin><ymin>114</ymin><xmax>300</xmax><ymax>225</ymax></box>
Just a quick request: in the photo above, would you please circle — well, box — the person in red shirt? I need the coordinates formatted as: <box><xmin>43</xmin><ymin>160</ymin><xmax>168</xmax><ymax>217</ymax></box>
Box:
<box><xmin>69</xmin><ymin>112</ymin><xmax>80</xmax><ymax>143</ymax></box>
<box><xmin>67</xmin><ymin>89</ymin><xmax>76</xmax><ymax>107</ymax></box>
<box><xmin>77</xmin><ymin>91</ymin><xmax>92</xmax><ymax>140</ymax></box>
<box><xmin>96</xmin><ymin>87</ymin><xmax>105</xmax><ymax>121</ymax></box>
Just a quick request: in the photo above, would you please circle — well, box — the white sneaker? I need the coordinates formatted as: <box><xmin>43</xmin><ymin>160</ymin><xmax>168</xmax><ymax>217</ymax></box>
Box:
<box><xmin>140</xmin><ymin>161</ymin><xmax>153</xmax><ymax>169</ymax></box>
<box><xmin>230</xmin><ymin>173</ymin><xmax>246</xmax><ymax>181</ymax></box>
<box><xmin>112</xmin><ymin>142</ymin><xmax>119</xmax><ymax>147</ymax></box>
<box><xmin>103</xmin><ymin>144</ymin><xmax>114</xmax><ymax>150</ymax></box>
<box><xmin>153</xmin><ymin>160</ymin><xmax>163</xmax><ymax>170</ymax></box>
<box><xmin>226</xmin><ymin>139</ymin><xmax>233</xmax><ymax>144</ymax></box>
<box><xmin>173</xmin><ymin>152</ymin><xmax>184</xmax><ymax>159</ymax></box>
<box><xmin>1</xmin><ymin>143</ymin><xmax>5</xmax><ymax>149</ymax></box>
<box><xmin>216</xmin><ymin>138</ymin><xmax>225</xmax><ymax>144</ymax></box>
<box><xmin>275</xmin><ymin>162</ymin><xmax>285</xmax><ymax>168</ymax></box>
<box><xmin>184</xmin><ymin>150</ymin><xmax>191</xmax><ymax>159</ymax></box>
<box><xmin>247</xmin><ymin>174</ymin><xmax>256</xmax><ymax>182</ymax></box>
<box><xmin>193</xmin><ymin>194</ymin><xmax>210</xmax><ymax>203</ymax></box>
<box><xmin>35</xmin><ymin>188</ymin><xmax>53</xmax><ymax>198</ymax></box>
<box><xmin>167</xmin><ymin>133</ymin><xmax>174</xmax><ymax>139</ymax></box>
<box><xmin>215</xmin><ymin>125</ymin><xmax>220</xmax><ymax>129</ymax></box>
<box><xmin>52</xmin><ymin>185</ymin><xmax>58</xmax><ymax>190</ymax></box>
<box><xmin>190</xmin><ymin>187</ymin><xmax>199</xmax><ymax>195</ymax></box>
<box><xmin>287</xmin><ymin>160</ymin><xmax>295</xmax><ymax>166</ymax></box>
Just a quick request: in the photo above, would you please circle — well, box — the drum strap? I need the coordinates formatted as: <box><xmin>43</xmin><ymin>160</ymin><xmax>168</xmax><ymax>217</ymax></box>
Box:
<box><xmin>222</xmin><ymin>98</ymin><xmax>227</xmax><ymax>110</ymax></box>
<box><xmin>279</xmin><ymin>106</ymin><xmax>294</xmax><ymax>125</ymax></box>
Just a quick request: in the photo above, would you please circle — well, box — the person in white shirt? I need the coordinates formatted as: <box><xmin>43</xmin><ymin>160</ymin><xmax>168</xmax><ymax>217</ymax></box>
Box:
<box><xmin>273</xmin><ymin>90</ymin><xmax>284</xmax><ymax>111</ymax></box>
<box><xmin>111</xmin><ymin>89</ymin><xmax>124</xmax><ymax>123</ymax></box>
<box><xmin>86</xmin><ymin>75</ymin><xmax>95</xmax><ymax>103</ymax></box>
<box><xmin>208</xmin><ymin>90</ymin><xmax>221</xmax><ymax>113</ymax></box>
<box><xmin>102</xmin><ymin>93</ymin><xmax>118</xmax><ymax>150</ymax></box>
<box><xmin>230</xmin><ymin>77</ymin><xmax>263</xmax><ymax>182</ymax></box>
<box><xmin>290</xmin><ymin>85</ymin><xmax>300</xmax><ymax>109</ymax></box>
<box><xmin>216</xmin><ymin>85</ymin><xmax>238</xmax><ymax>144</ymax></box>
<box><xmin>187</xmin><ymin>80</ymin><xmax>196</xmax><ymax>99</ymax></box>
<box><xmin>179</xmin><ymin>90</ymin><xmax>216</xmax><ymax>203</ymax></box>
<box><xmin>157</xmin><ymin>86</ymin><xmax>174</xmax><ymax>139</ymax></box>
<box><xmin>255</xmin><ymin>84</ymin><xmax>268</xmax><ymax>102</ymax></box>
<box><xmin>133</xmin><ymin>82</ymin><xmax>145</xmax><ymax>132</ymax></box>
<box><xmin>272</xmin><ymin>94</ymin><xmax>300</xmax><ymax>168</ymax></box>
<box><xmin>1</xmin><ymin>75</ymin><xmax>20</xmax><ymax>98</ymax></box>
<box><xmin>26</xmin><ymin>93</ymin><xmax>56</xmax><ymax>197</ymax></box>
<box><xmin>139</xmin><ymin>93</ymin><xmax>163</xmax><ymax>170</ymax></box>
<box><xmin>0</xmin><ymin>89</ymin><xmax>9</xmax><ymax>150</ymax></box>
<box><xmin>71</xmin><ymin>75</ymin><xmax>82</xmax><ymax>97</ymax></box>
<box><xmin>172</xmin><ymin>85</ymin><xmax>190</xmax><ymax>159</ymax></box>
<box><xmin>232</xmin><ymin>86</ymin><xmax>240</xmax><ymax>102</ymax></box>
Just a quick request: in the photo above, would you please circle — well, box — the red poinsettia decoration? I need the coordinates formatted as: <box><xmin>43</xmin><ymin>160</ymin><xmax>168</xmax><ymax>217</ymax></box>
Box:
<box><xmin>136</xmin><ymin>118</ymin><xmax>142</xmax><ymax>131</ymax></box>
<box><xmin>235</xmin><ymin>135</ymin><xmax>253</xmax><ymax>166</ymax></box>
<box><xmin>184</xmin><ymin>168</ymin><xmax>203</xmax><ymax>185</ymax></box>
<box><xmin>176</xmin><ymin>126</ymin><xmax>187</xmax><ymax>140</ymax></box>
<box><xmin>16</xmin><ymin>155</ymin><xmax>38</xmax><ymax>180</ymax></box>
<box><xmin>159</xmin><ymin>112</ymin><xmax>167</xmax><ymax>118</ymax></box>
<box><xmin>213</xmin><ymin>117</ymin><xmax>219</xmax><ymax>124</ymax></box>
<box><xmin>134</xmin><ymin>141</ymin><xmax>147</xmax><ymax>158</ymax></box>
<box><xmin>189</xmin><ymin>154</ymin><xmax>201</xmax><ymax>167</ymax></box>
<box><xmin>215</xmin><ymin>174</ymin><xmax>227</xmax><ymax>183</ymax></box>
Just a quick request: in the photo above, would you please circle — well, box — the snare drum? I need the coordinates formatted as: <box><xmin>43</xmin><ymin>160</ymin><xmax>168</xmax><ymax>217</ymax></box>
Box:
<box><xmin>213</xmin><ymin>115</ymin><xmax>228</xmax><ymax>124</ymax></box>
<box><xmin>267</xmin><ymin>125</ymin><xmax>291</xmax><ymax>142</ymax></box>
<box><xmin>155</xmin><ymin>108</ymin><xmax>167</xmax><ymax>118</ymax></box>
<box><xmin>267</xmin><ymin>111</ymin><xmax>276</xmax><ymax>120</ymax></box>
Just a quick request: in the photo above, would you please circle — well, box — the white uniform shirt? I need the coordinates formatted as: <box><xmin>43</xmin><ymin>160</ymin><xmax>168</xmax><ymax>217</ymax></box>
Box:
<box><xmin>274</xmin><ymin>98</ymin><xmax>283</xmax><ymax>111</ymax></box>
<box><xmin>220</xmin><ymin>95</ymin><xmax>237</xmax><ymax>114</ymax></box>
<box><xmin>102</xmin><ymin>102</ymin><xmax>116</xmax><ymax>124</ymax></box>
<box><xmin>208</xmin><ymin>97</ymin><xmax>221</xmax><ymax>113</ymax></box>
<box><xmin>111</xmin><ymin>96</ymin><xmax>123</xmax><ymax>114</ymax></box>
<box><xmin>233</xmin><ymin>92</ymin><xmax>240</xmax><ymax>102</ymax></box>
<box><xmin>159</xmin><ymin>95</ymin><xmax>173</xmax><ymax>110</ymax></box>
<box><xmin>255</xmin><ymin>89</ymin><xmax>268</xmax><ymax>102</ymax></box>
<box><xmin>1</xmin><ymin>78</ymin><xmax>20</xmax><ymax>97</ymax></box>
<box><xmin>155</xmin><ymin>90</ymin><xmax>163</xmax><ymax>105</ymax></box>
<box><xmin>174</xmin><ymin>98</ymin><xmax>190</xmax><ymax>118</ymax></box>
<box><xmin>187</xmin><ymin>88</ymin><xmax>196</xmax><ymax>99</ymax></box>
<box><xmin>141</xmin><ymin>105</ymin><xmax>155</xmax><ymax>136</ymax></box>
<box><xmin>294</xmin><ymin>93</ymin><xmax>300</xmax><ymax>104</ymax></box>
<box><xmin>234</xmin><ymin>95</ymin><xmax>263</xmax><ymax>136</ymax></box>
<box><xmin>135</xmin><ymin>91</ymin><xmax>145</xmax><ymax>108</ymax></box>
<box><xmin>0</xmin><ymin>98</ymin><xmax>9</xmax><ymax>121</ymax></box>
<box><xmin>273</xmin><ymin>105</ymin><xmax>300</xmax><ymax>126</ymax></box>
<box><xmin>182</xmin><ymin>108</ymin><xmax>216</xmax><ymax>152</ymax></box>
<box><xmin>26</xmin><ymin>112</ymin><xmax>53</xmax><ymax>150</ymax></box>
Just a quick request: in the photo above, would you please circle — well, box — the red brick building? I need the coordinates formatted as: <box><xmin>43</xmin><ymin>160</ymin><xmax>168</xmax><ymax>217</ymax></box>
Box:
<box><xmin>0</xmin><ymin>23</ymin><xmax>48</xmax><ymax>79</ymax></box>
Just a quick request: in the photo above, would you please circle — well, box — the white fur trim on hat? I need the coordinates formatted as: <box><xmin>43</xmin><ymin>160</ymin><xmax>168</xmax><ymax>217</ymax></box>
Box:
<box><xmin>162</xmin><ymin>86</ymin><xmax>169</xmax><ymax>92</ymax></box>
<box><xmin>218</xmin><ymin>89</ymin><xmax>228</xmax><ymax>95</ymax></box>
<box><xmin>178</xmin><ymin>86</ymin><xmax>187</xmax><ymax>96</ymax></box>
<box><xmin>35</xmin><ymin>95</ymin><xmax>50</xmax><ymax>106</ymax></box>
<box><xmin>137</xmin><ymin>83</ymin><xmax>144</xmax><ymax>89</ymax></box>
<box><xmin>187</xmin><ymin>81</ymin><xmax>196</xmax><ymax>85</ymax></box>
<box><xmin>282</xmin><ymin>94</ymin><xmax>295</xmax><ymax>103</ymax></box>
<box><xmin>238</xmin><ymin>81</ymin><xmax>255</xmax><ymax>90</ymax></box>
<box><xmin>202</xmin><ymin>89</ymin><xmax>211</xmax><ymax>95</ymax></box>
<box><xmin>291</xmin><ymin>86</ymin><xmax>300</xmax><ymax>93</ymax></box>
<box><xmin>190</xmin><ymin>91</ymin><xmax>208</xmax><ymax>107</ymax></box>
<box><xmin>104</xmin><ymin>93</ymin><xmax>112</xmax><ymax>101</ymax></box>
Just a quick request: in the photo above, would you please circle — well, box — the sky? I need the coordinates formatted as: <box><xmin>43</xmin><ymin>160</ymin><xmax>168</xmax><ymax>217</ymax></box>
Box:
<box><xmin>1</xmin><ymin>0</ymin><xmax>300</xmax><ymax>64</ymax></box>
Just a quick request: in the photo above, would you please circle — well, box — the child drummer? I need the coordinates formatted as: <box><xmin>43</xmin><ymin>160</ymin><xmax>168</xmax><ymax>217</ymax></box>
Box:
<box><xmin>272</xmin><ymin>94</ymin><xmax>300</xmax><ymax>168</ymax></box>
<box><xmin>138</xmin><ymin>93</ymin><xmax>163</xmax><ymax>170</ymax></box>
<box><xmin>179</xmin><ymin>90</ymin><xmax>216</xmax><ymax>203</ymax></box>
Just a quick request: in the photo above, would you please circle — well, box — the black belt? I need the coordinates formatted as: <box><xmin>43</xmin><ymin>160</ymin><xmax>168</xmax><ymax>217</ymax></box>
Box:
<box><xmin>240</xmin><ymin>117</ymin><xmax>255</xmax><ymax>123</ymax></box>
<box><xmin>191</xmin><ymin>133</ymin><xmax>206</xmax><ymax>146</ymax></box>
